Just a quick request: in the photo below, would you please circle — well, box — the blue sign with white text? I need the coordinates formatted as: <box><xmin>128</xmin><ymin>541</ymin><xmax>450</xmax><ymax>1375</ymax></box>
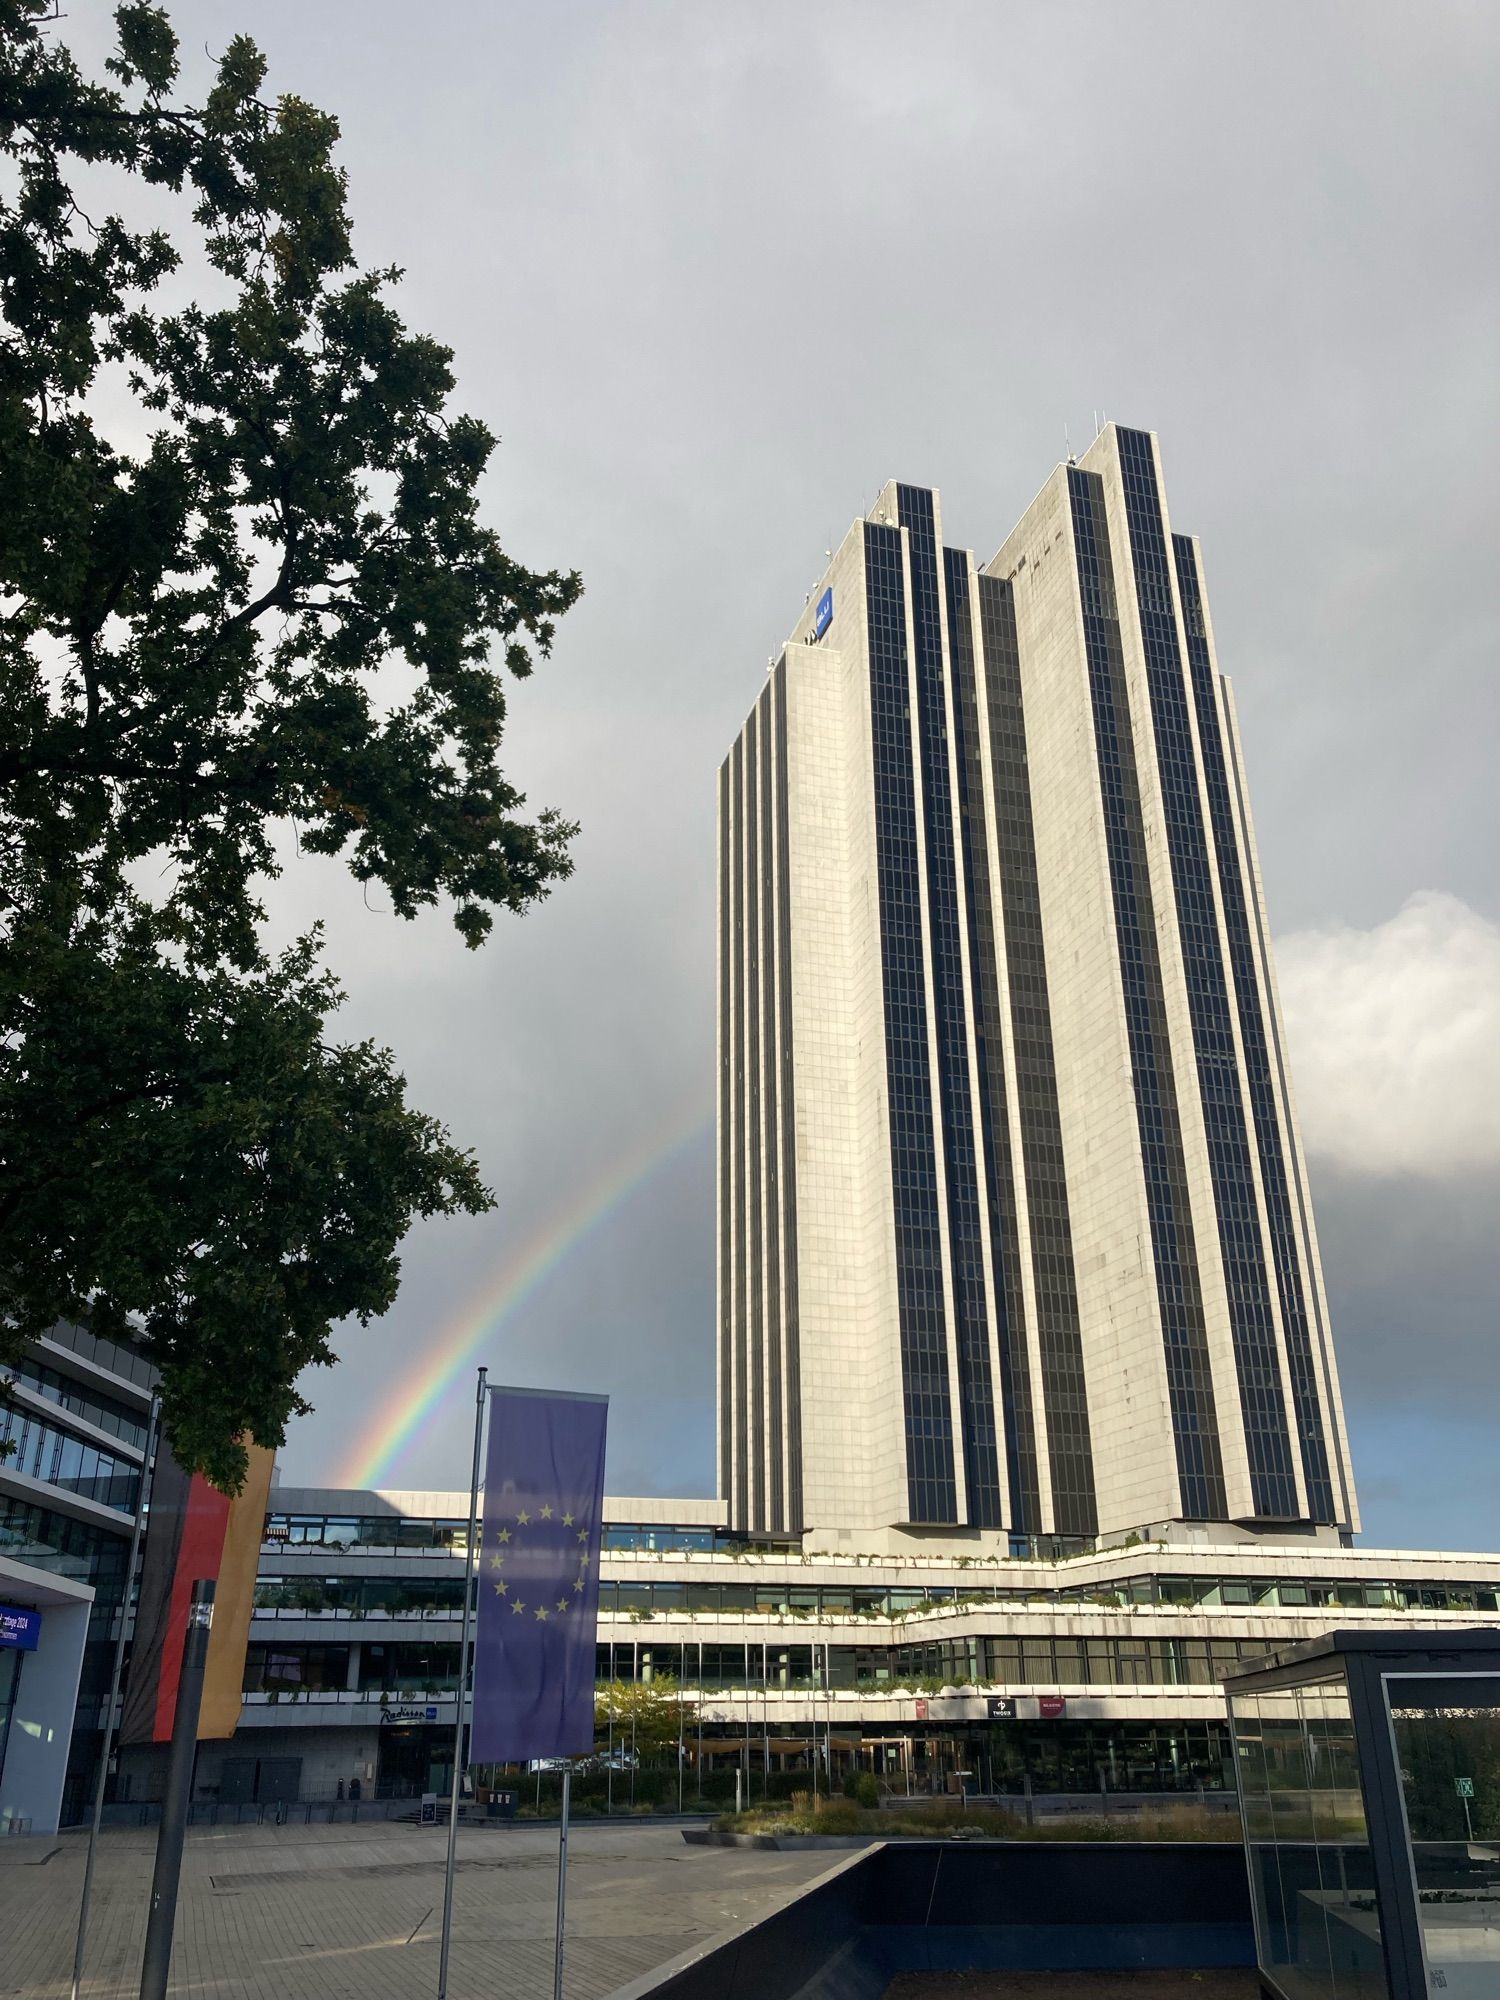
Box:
<box><xmin>812</xmin><ymin>587</ymin><xmax>833</xmax><ymax>641</ymax></box>
<box><xmin>0</xmin><ymin>1604</ymin><xmax>41</xmax><ymax>1651</ymax></box>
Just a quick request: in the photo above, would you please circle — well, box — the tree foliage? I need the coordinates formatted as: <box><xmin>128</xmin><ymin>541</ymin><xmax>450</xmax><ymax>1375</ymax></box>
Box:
<box><xmin>0</xmin><ymin>2</ymin><xmax>582</xmax><ymax>1487</ymax></box>
<box><xmin>595</xmin><ymin>1678</ymin><xmax>691</xmax><ymax>1755</ymax></box>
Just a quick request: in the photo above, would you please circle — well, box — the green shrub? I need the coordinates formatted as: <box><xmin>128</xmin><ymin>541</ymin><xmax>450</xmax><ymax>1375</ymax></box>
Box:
<box><xmin>714</xmin><ymin>1798</ymin><xmax>1238</xmax><ymax>1843</ymax></box>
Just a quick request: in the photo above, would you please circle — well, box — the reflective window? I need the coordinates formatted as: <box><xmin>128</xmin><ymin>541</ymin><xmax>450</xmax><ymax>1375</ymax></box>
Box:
<box><xmin>1231</xmin><ymin>1677</ymin><xmax>1382</xmax><ymax>1999</ymax></box>
<box><xmin>1068</xmin><ymin>465</ymin><xmax>1227</xmax><ymax>1520</ymax></box>
<box><xmin>0</xmin><ymin>1403</ymin><xmax>140</xmax><ymax>1512</ymax></box>
<box><xmin>864</xmin><ymin>519</ymin><xmax>957</xmax><ymax>1524</ymax></box>
<box><xmin>1388</xmin><ymin>1677</ymin><xmax>1500</xmax><ymax>1995</ymax></box>
<box><xmin>7</xmin><ymin>1358</ymin><xmax>151</xmax><ymax>1450</ymax></box>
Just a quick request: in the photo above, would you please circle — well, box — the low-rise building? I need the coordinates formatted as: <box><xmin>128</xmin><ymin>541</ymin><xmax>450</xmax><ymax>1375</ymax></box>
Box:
<box><xmin>146</xmin><ymin>1483</ymin><xmax>1500</xmax><ymax>1810</ymax></box>
<box><xmin>0</xmin><ymin>1324</ymin><xmax>155</xmax><ymax>1830</ymax></box>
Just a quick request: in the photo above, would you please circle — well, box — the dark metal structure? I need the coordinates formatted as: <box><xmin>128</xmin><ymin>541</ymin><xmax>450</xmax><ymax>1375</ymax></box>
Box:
<box><xmin>1224</xmin><ymin>1628</ymin><xmax>1500</xmax><ymax>2000</ymax></box>
<box><xmin>619</xmin><ymin>1840</ymin><xmax>1253</xmax><ymax>1999</ymax></box>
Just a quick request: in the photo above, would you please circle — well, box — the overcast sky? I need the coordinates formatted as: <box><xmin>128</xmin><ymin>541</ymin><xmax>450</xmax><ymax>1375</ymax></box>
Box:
<box><xmin>97</xmin><ymin>3</ymin><xmax>1498</xmax><ymax>1546</ymax></box>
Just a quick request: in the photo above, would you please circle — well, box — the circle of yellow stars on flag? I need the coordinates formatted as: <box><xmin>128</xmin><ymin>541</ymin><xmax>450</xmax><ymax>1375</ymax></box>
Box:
<box><xmin>483</xmin><ymin>1504</ymin><xmax>592</xmax><ymax>1622</ymax></box>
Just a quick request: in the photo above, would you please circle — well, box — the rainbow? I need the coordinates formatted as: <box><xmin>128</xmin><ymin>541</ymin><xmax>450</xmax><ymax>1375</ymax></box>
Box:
<box><xmin>337</xmin><ymin>1096</ymin><xmax>713</xmax><ymax>1489</ymax></box>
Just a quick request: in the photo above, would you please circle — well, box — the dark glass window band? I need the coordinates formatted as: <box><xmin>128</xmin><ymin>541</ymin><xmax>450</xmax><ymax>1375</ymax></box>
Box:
<box><xmin>1114</xmin><ymin>430</ymin><xmax>1296</xmax><ymax>1520</ymax></box>
<box><xmin>972</xmin><ymin>567</ymin><xmax>1099</xmax><ymax>1540</ymax></box>
<box><xmin>897</xmin><ymin>486</ymin><xmax>1003</xmax><ymax>1530</ymax></box>
<box><xmin>1068</xmin><ymin>466</ymin><xmax>1228</xmax><ymax>1521</ymax></box>
<box><xmin>865</xmin><ymin>518</ymin><xmax>958</xmax><ymax>1524</ymax></box>
<box><xmin>1170</xmin><ymin>534</ymin><xmax>1335</xmax><ymax>1524</ymax></box>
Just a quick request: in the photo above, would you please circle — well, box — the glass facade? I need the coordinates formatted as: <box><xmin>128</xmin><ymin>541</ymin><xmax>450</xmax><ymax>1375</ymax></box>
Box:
<box><xmin>716</xmin><ymin>667</ymin><xmax>802</xmax><ymax>1538</ymax></box>
<box><xmin>717</xmin><ymin>751</ymin><xmax>735</xmax><ymax>1516</ymax></box>
<box><xmin>717</xmin><ymin>438</ymin><xmax>1356</xmax><ymax>1542</ymax></box>
<box><xmin>1229</xmin><ymin>1634</ymin><xmax>1500</xmax><ymax>2000</ymax></box>
<box><xmin>1</xmin><ymin>1493</ymin><xmax>135</xmax><ymax>1825</ymax></box>
<box><xmin>0</xmin><ymin>1402</ymin><xmax>141</xmax><ymax>1513</ymax></box>
<box><xmin>260</xmin><ymin>1513</ymin><xmax>755</xmax><ymax>1555</ymax></box>
<box><xmin>729</xmin><ymin>732</ymin><xmax>749</xmax><ymax>1526</ymax></box>
<box><xmin>1068</xmin><ymin>465</ymin><xmax>1227</xmax><ymax>1520</ymax></box>
<box><xmin>974</xmin><ymin>569</ymin><xmax>1098</xmax><ymax>1539</ymax></box>
<box><xmin>895</xmin><ymin>489</ymin><xmax>1002</xmax><ymax>1529</ymax></box>
<box><xmin>865</xmin><ymin>519</ymin><xmax>958</xmax><ymax>1523</ymax></box>
<box><xmin>1387</xmin><ymin>1677</ymin><xmax>1500</xmax><ymax>1995</ymax></box>
<box><xmin>40</xmin><ymin>1321</ymin><xmax>156</xmax><ymax>1391</ymax></box>
<box><xmin>7</xmin><ymin>1355</ymin><xmax>151</xmax><ymax>1451</ymax></box>
<box><xmin>1172</xmin><ymin>531</ymin><xmax>1337</xmax><ymax>1524</ymax></box>
<box><xmin>1232</xmin><ymin>1675</ymin><xmax>1383</xmax><ymax>1997</ymax></box>
<box><xmin>773</xmin><ymin>661</ymin><xmax>803</xmax><ymax>1529</ymax></box>
<box><xmin>945</xmin><ymin>549</ymin><xmax>1041</xmax><ymax>1532</ymax></box>
<box><xmin>744</xmin><ymin>701</ymin><xmax>766</xmax><ymax>1526</ymax></box>
<box><xmin>1116</xmin><ymin>427</ymin><xmax>1299</xmax><ymax>1520</ymax></box>
<box><xmin>252</xmin><ymin>1551</ymin><xmax>1500</xmax><ymax>1620</ymax></box>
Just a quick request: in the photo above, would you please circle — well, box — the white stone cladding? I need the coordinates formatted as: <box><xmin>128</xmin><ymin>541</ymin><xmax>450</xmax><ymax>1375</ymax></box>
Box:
<box><xmin>719</xmin><ymin>433</ymin><xmax>1358</xmax><ymax>1548</ymax></box>
<box><xmin>987</xmin><ymin>468</ymin><xmax>1176</xmax><ymax>1537</ymax></box>
<box><xmin>1218</xmin><ymin>674</ymin><xmax>1360</xmax><ymax>1533</ymax></box>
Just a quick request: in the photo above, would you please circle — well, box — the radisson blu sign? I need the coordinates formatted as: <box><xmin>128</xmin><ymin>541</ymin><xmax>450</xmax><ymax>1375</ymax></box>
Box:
<box><xmin>0</xmin><ymin>1604</ymin><xmax>41</xmax><ymax>1650</ymax></box>
<box><xmin>812</xmin><ymin>587</ymin><xmax>833</xmax><ymax>642</ymax></box>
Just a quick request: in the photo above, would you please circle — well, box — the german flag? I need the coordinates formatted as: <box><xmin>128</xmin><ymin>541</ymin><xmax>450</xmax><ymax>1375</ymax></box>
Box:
<box><xmin>120</xmin><ymin>1441</ymin><xmax>274</xmax><ymax>1744</ymax></box>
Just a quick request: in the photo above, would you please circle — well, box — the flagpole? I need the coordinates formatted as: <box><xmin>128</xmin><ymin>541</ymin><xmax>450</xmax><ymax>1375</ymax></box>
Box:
<box><xmin>437</xmin><ymin>1365</ymin><xmax>487</xmax><ymax>2000</ymax></box>
<box><xmin>71</xmin><ymin>1388</ymin><xmax>160</xmax><ymax>2000</ymax></box>
<box><xmin>553</xmin><ymin>1765</ymin><xmax>571</xmax><ymax>2000</ymax></box>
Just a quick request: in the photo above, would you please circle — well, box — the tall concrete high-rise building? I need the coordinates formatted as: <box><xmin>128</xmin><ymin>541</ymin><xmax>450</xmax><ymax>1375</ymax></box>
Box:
<box><xmin>718</xmin><ymin>425</ymin><xmax>1357</xmax><ymax>1553</ymax></box>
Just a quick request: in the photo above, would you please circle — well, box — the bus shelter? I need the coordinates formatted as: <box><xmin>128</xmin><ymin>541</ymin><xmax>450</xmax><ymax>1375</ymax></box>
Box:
<box><xmin>1224</xmin><ymin>1629</ymin><xmax>1500</xmax><ymax>1999</ymax></box>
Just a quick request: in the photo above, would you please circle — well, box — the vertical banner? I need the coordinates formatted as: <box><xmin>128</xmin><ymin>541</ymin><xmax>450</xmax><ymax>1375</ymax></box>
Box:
<box><xmin>119</xmin><ymin>1440</ymin><xmax>273</xmax><ymax>1745</ymax></box>
<box><xmin>200</xmin><ymin>1443</ymin><xmax>275</xmax><ymax>1737</ymax></box>
<box><xmin>470</xmin><ymin>1388</ymin><xmax>607</xmax><ymax>1764</ymax></box>
<box><xmin>119</xmin><ymin>1448</ymin><xmax>230</xmax><ymax>1746</ymax></box>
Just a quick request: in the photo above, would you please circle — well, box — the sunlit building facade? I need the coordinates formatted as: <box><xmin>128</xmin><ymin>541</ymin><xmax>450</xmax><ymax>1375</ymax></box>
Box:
<box><xmin>718</xmin><ymin>428</ymin><xmax>1356</xmax><ymax>1548</ymax></box>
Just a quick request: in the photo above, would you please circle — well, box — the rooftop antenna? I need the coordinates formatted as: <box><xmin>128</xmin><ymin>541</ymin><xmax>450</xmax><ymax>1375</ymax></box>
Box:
<box><xmin>1065</xmin><ymin>421</ymin><xmax>1076</xmax><ymax>466</ymax></box>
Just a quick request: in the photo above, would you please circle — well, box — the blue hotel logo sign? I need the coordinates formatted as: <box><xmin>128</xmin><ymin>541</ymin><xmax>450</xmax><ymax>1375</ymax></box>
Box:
<box><xmin>812</xmin><ymin>587</ymin><xmax>833</xmax><ymax>642</ymax></box>
<box><xmin>0</xmin><ymin>1604</ymin><xmax>42</xmax><ymax>1650</ymax></box>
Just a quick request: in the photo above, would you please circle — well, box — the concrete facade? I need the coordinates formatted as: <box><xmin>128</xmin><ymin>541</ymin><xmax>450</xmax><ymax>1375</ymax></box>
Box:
<box><xmin>719</xmin><ymin>429</ymin><xmax>1357</xmax><ymax>1547</ymax></box>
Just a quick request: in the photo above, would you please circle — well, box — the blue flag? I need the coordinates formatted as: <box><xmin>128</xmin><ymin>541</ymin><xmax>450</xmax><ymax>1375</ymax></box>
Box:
<box><xmin>470</xmin><ymin>1387</ymin><xmax>608</xmax><ymax>1764</ymax></box>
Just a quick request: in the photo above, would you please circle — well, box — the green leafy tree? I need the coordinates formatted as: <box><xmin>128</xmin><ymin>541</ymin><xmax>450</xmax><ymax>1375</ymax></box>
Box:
<box><xmin>0</xmin><ymin>2</ymin><xmax>581</xmax><ymax>1487</ymax></box>
<box><xmin>595</xmin><ymin>1678</ymin><xmax>691</xmax><ymax>1761</ymax></box>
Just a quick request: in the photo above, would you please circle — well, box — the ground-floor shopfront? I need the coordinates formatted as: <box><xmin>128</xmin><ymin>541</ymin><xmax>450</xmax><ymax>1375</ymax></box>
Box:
<box><xmin>689</xmin><ymin>1717</ymin><xmax>1232</xmax><ymax>1795</ymax></box>
<box><xmin>142</xmin><ymin>1711</ymin><xmax>1235</xmax><ymax>1807</ymax></box>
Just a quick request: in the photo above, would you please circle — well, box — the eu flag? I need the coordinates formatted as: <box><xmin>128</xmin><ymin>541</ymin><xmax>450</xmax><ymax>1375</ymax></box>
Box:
<box><xmin>470</xmin><ymin>1387</ymin><xmax>608</xmax><ymax>1764</ymax></box>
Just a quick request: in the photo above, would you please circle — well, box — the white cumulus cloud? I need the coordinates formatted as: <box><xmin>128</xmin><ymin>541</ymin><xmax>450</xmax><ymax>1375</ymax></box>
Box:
<box><xmin>1275</xmin><ymin>892</ymin><xmax>1500</xmax><ymax>1177</ymax></box>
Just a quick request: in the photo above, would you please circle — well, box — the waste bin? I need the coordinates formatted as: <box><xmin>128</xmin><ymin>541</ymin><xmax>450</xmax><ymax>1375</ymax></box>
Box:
<box><xmin>485</xmin><ymin>1790</ymin><xmax>518</xmax><ymax>1820</ymax></box>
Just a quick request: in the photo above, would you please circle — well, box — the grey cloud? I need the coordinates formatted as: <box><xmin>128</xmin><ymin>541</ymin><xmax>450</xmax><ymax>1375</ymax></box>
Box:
<box><xmin>1313</xmin><ymin>1163</ymin><xmax>1500</xmax><ymax>1425</ymax></box>
<box><xmin>1277</xmin><ymin>893</ymin><xmax>1500</xmax><ymax>1177</ymax></box>
<box><xmin>116</xmin><ymin>4</ymin><xmax>1496</xmax><ymax>1538</ymax></box>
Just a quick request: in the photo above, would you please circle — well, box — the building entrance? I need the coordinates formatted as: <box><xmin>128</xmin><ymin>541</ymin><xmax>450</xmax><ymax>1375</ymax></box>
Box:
<box><xmin>376</xmin><ymin>1722</ymin><xmax>452</xmax><ymax>1800</ymax></box>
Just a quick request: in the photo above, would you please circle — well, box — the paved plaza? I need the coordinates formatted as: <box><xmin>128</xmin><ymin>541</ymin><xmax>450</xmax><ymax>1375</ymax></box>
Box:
<box><xmin>0</xmin><ymin>1818</ymin><xmax>833</xmax><ymax>1999</ymax></box>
